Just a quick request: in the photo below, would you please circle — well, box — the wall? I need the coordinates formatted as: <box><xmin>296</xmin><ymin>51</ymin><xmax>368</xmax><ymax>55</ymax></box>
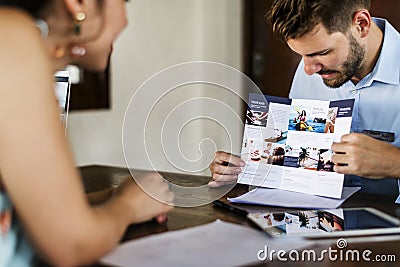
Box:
<box><xmin>67</xmin><ymin>0</ymin><xmax>244</xmax><ymax>175</ymax></box>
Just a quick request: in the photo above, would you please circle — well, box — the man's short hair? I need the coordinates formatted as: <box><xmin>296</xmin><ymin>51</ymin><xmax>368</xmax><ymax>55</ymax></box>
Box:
<box><xmin>268</xmin><ymin>0</ymin><xmax>371</xmax><ymax>42</ymax></box>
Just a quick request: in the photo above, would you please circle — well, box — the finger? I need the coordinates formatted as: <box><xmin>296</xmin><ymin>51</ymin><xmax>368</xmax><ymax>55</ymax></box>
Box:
<box><xmin>333</xmin><ymin>164</ymin><xmax>350</xmax><ymax>174</ymax></box>
<box><xmin>340</xmin><ymin>132</ymin><xmax>368</xmax><ymax>143</ymax></box>
<box><xmin>331</xmin><ymin>153</ymin><xmax>349</xmax><ymax>165</ymax></box>
<box><xmin>149</xmin><ymin>172</ymin><xmax>165</xmax><ymax>182</ymax></box>
<box><xmin>340</xmin><ymin>133</ymin><xmax>376</xmax><ymax>145</ymax></box>
<box><xmin>208</xmin><ymin>180</ymin><xmax>236</xmax><ymax>188</ymax></box>
<box><xmin>331</xmin><ymin>142</ymin><xmax>348</xmax><ymax>154</ymax></box>
<box><xmin>154</xmin><ymin>189</ymin><xmax>174</xmax><ymax>205</ymax></box>
<box><xmin>134</xmin><ymin>173</ymin><xmax>163</xmax><ymax>186</ymax></box>
<box><xmin>215</xmin><ymin>151</ymin><xmax>245</xmax><ymax>167</ymax></box>
<box><xmin>338</xmin><ymin>133</ymin><xmax>353</xmax><ymax>142</ymax></box>
<box><xmin>158</xmin><ymin>180</ymin><xmax>170</xmax><ymax>191</ymax></box>
<box><xmin>155</xmin><ymin>213</ymin><xmax>168</xmax><ymax>224</ymax></box>
<box><xmin>211</xmin><ymin>173</ymin><xmax>238</xmax><ymax>182</ymax></box>
<box><xmin>165</xmin><ymin>191</ymin><xmax>174</xmax><ymax>205</ymax></box>
<box><xmin>211</xmin><ymin>164</ymin><xmax>242</xmax><ymax>176</ymax></box>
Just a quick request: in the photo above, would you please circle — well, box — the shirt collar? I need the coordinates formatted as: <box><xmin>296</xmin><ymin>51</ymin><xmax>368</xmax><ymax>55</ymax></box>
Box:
<box><xmin>363</xmin><ymin>18</ymin><xmax>400</xmax><ymax>87</ymax></box>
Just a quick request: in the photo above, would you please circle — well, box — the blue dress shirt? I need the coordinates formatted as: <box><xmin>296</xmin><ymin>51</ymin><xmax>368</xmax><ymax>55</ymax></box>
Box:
<box><xmin>289</xmin><ymin>18</ymin><xmax>400</xmax><ymax>201</ymax></box>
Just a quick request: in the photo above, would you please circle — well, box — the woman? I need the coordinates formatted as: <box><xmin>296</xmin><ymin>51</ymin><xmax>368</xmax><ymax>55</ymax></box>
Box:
<box><xmin>324</xmin><ymin>111</ymin><xmax>336</xmax><ymax>133</ymax></box>
<box><xmin>0</xmin><ymin>0</ymin><xmax>173</xmax><ymax>266</ymax></box>
<box><xmin>294</xmin><ymin>109</ymin><xmax>312</xmax><ymax>131</ymax></box>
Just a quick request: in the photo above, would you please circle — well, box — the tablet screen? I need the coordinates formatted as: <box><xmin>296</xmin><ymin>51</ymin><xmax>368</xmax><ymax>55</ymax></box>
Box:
<box><xmin>248</xmin><ymin>208</ymin><xmax>400</xmax><ymax>238</ymax></box>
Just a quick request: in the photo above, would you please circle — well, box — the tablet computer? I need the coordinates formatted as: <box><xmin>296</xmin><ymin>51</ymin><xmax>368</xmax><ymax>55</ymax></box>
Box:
<box><xmin>247</xmin><ymin>207</ymin><xmax>400</xmax><ymax>238</ymax></box>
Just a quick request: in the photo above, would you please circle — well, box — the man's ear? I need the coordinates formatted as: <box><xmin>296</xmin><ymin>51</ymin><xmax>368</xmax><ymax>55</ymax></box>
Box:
<box><xmin>352</xmin><ymin>10</ymin><xmax>372</xmax><ymax>38</ymax></box>
<box><xmin>64</xmin><ymin>0</ymin><xmax>87</xmax><ymax>18</ymax></box>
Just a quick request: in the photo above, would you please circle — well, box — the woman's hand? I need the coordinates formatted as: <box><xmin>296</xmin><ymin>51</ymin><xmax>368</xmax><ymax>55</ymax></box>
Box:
<box><xmin>113</xmin><ymin>173</ymin><xmax>174</xmax><ymax>224</ymax></box>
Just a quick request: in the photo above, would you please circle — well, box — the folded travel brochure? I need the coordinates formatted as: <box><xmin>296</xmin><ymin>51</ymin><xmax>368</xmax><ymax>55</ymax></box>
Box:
<box><xmin>237</xmin><ymin>93</ymin><xmax>355</xmax><ymax>198</ymax></box>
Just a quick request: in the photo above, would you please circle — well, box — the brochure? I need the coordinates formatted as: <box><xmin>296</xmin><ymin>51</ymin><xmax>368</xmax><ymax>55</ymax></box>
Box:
<box><xmin>238</xmin><ymin>93</ymin><xmax>355</xmax><ymax>198</ymax></box>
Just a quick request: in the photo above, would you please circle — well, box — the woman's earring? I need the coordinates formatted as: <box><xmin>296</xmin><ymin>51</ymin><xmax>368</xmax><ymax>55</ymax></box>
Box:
<box><xmin>70</xmin><ymin>12</ymin><xmax>87</xmax><ymax>58</ymax></box>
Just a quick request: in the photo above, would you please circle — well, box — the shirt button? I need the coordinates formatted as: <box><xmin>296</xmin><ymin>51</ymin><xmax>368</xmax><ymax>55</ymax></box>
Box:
<box><xmin>351</xmin><ymin>90</ymin><xmax>357</xmax><ymax>95</ymax></box>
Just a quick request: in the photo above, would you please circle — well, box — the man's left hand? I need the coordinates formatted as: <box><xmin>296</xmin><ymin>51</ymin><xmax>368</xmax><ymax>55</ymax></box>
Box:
<box><xmin>331</xmin><ymin>133</ymin><xmax>400</xmax><ymax>178</ymax></box>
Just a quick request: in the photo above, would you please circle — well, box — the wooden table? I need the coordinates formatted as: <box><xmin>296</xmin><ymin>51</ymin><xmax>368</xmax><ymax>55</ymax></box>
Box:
<box><xmin>79</xmin><ymin>165</ymin><xmax>400</xmax><ymax>266</ymax></box>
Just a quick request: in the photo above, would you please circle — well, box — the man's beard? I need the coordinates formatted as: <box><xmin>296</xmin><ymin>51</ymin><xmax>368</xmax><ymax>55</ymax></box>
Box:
<box><xmin>319</xmin><ymin>34</ymin><xmax>365</xmax><ymax>88</ymax></box>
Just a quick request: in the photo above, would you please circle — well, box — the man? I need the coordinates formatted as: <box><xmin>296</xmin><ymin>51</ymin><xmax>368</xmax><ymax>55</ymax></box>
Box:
<box><xmin>209</xmin><ymin>0</ymin><xmax>400</xmax><ymax>202</ymax></box>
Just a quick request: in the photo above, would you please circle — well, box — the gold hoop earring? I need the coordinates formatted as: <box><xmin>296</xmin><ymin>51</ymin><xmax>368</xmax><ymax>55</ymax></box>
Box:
<box><xmin>70</xmin><ymin>12</ymin><xmax>87</xmax><ymax>58</ymax></box>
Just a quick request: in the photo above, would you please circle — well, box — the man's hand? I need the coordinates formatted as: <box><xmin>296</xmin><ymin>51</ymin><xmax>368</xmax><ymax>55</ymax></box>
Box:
<box><xmin>331</xmin><ymin>133</ymin><xmax>400</xmax><ymax>178</ymax></box>
<box><xmin>208</xmin><ymin>151</ymin><xmax>245</xmax><ymax>187</ymax></box>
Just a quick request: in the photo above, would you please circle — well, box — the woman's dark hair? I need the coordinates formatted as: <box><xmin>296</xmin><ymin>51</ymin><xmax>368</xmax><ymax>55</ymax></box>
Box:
<box><xmin>0</xmin><ymin>0</ymin><xmax>51</xmax><ymax>17</ymax></box>
<box><xmin>272</xmin><ymin>212</ymin><xmax>285</xmax><ymax>222</ymax></box>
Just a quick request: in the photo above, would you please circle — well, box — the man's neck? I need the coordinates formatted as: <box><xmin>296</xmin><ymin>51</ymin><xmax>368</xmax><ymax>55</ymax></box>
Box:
<box><xmin>351</xmin><ymin>22</ymin><xmax>384</xmax><ymax>84</ymax></box>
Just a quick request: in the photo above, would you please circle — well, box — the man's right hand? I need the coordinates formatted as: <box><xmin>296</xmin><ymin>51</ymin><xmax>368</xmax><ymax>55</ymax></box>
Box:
<box><xmin>208</xmin><ymin>151</ymin><xmax>245</xmax><ymax>187</ymax></box>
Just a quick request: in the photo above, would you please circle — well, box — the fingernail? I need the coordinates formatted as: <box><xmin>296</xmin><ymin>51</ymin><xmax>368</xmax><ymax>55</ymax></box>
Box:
<box><xmin>240</xmin><ymin>161</ymin><xmax>245</xmax><ymax>167</ymax></box>
<box><xmin>236</xmin><ymin>168</ymin><xmax>242</xmax><ymax>173</ymax></box>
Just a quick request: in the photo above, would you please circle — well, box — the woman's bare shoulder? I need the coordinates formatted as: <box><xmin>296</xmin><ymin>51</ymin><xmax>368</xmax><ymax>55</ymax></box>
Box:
<box><xmin>0</xmin><ymin>8</ymin><xmax>46</xmax><ymax>58</ymax></box>
<box><xmin>0</xmin><ymin>7</ymin><xmax>37</xmax><ymax>32</ymax></box>
<box><xmin>0</xmin><ymin>8</ymin><xmax>50</xmax><ymax>88</ymax></box>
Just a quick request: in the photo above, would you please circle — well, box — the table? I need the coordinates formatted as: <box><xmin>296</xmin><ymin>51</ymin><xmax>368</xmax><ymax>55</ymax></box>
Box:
<box><xmin>80</xmin><ymin>165</ymin><xmax>400</xmax><ymax>266</ymax></box>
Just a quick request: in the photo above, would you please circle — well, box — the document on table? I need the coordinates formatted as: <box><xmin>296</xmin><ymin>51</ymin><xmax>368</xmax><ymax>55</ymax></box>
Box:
<box><xmin>101</xmin><ymin>220</ymin><xmax>311</xmax><ymax>267</ymax></box>
<box><xmin>228</xmin><ymin>187</ymin><xmax>361</xmax><ymax>209</ymax></box>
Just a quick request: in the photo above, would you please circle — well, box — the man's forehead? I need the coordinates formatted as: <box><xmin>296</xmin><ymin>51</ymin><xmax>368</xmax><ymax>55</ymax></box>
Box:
<box><xmin>290</xmin><ymin>23</ymin><xmax>328</xmax><ymax>43</ymax></box>
<box><xmin>308</xmin><ymin>23</ymin><xmax>325</xmax><ymax>37</ymax></box>
<box><xmin>287</xmin><ymin>24</ymin><xmax>345</xmax><ymax>55</ymax></box>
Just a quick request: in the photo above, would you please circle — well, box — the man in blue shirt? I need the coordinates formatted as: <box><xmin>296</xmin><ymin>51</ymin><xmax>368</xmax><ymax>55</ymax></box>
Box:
<box><xmin>209</xmin><ymin>0</ymin><xmax>400</xmax><ymax>202</ymax></box>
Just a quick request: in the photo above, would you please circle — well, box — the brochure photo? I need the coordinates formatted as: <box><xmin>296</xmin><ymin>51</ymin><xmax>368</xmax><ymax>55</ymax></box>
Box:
<box><xmin>238</xmin><ymin>93</ymin><xmax>355</xmax><ymax>198</ymax></box>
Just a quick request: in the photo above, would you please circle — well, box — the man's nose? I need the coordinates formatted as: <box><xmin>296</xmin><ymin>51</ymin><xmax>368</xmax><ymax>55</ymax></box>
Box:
<box><xmin>303</xmin><ymin>57</ymin><xmax>322</xmax><ymax>75</ymax></box>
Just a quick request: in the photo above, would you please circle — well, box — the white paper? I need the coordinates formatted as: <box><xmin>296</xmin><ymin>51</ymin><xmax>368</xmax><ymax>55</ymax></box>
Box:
<box><xmin>239</xmin><ymin>94</ymin><xmax>355</xmax><ymax>199</ymax></box>
<box><xmin>101</xmin><ymin>220</ymin><xmax>310</xmax><ymax>267</ymax></box>
<box><xmin>228</xmin><ymin>187</ymin><xmax>361</xmax><ymax>209</ymax></box>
